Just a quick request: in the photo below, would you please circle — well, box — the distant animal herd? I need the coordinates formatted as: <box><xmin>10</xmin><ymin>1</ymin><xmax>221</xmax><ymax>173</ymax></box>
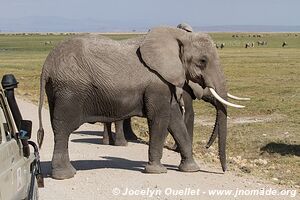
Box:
<box><xmin>0</xmin><ymin>32</ymin><xmax>297</xmax><ymax>48</ymax></box>
<box><xmin>215</xmin><ymin>33</ymin><xmax>297</xmax><ymax>49</ymax></box>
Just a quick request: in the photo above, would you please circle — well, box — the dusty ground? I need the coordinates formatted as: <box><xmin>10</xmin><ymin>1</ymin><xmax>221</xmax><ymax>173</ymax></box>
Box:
<box><xmin>18</xmin><ymin>98</ymin><xmax>297</xmax><ymax>200</ymax></box>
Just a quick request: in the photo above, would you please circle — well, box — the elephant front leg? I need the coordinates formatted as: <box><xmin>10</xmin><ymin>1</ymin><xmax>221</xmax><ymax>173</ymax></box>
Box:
<box><xmin>168</xmin><ymin>103</ymin><xmax>200</xmax><ymax>172</ymax></box>
<box><xmin>172</xmin><ymin>90</ymin><xmax>195</xmax><ymax>152</ymax></box>
<box><xmin>144</xmin><ymin>117</ymin><xmax>169</xmax><ymax>174</ymax></box>
<box><xmin>51</xmin><ymin>130</ymin><xmax>76</xmax><ymax>180</ymax></box>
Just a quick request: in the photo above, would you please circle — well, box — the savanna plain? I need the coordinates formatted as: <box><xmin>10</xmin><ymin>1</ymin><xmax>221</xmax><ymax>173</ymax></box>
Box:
<box><xmin>0</xmin><ymin>32</ymin><xmax>299</xmax><ymax>188</ymax></box>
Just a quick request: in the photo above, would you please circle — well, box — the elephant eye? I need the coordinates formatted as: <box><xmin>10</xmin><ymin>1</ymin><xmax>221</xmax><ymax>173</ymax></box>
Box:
<box><xmin>199</xmin><ymin>58</ymin><xmax>207</xmax><ymax>65</ymax></box>
<box><xmin>200</xmin><ymin>59</ymin><xmax>206</xmax><ymax>64</ymax></box>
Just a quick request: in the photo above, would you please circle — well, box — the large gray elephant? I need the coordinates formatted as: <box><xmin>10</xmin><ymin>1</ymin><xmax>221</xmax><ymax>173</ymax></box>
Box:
<box><xmin>103</xmin><ymin>24</ymin><xmax>249</xmax><ymax>151</ymax></box>
<box><xmin>37</xmin><ymin>26</ymin><xmax>235</xmax><ymax>180</ymax></box>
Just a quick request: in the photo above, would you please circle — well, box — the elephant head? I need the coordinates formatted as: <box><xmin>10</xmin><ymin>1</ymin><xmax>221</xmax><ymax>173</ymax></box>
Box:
<box><xmin>139</xmin><ymin>27</ymin><xmax>246</xmax><ymax>171</ymax></box>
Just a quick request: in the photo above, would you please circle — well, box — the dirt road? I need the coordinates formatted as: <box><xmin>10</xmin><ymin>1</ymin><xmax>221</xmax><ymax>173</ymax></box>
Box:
<box><xmin>18</xmin><ymin>98</ymin><xmax>297</xmax><ymax>200</ymax></box>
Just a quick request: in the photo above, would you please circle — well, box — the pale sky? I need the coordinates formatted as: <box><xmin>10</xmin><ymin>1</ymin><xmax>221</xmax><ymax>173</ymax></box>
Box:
<box><xmin>0</xmin><ymin>0</ymin><xmax>299</xmax><ymax>31</ymax></box>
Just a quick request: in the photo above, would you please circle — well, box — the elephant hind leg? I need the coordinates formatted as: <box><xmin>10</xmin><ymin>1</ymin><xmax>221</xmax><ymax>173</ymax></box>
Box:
<box><xmin>102</xmin><ymin>121</ymin><xmax>128</xmax><ymax>146</ymax></box>
<box><xmin>50</xmin><ymin>96</ymin><xmax>81</xmax><ymax>180</ymax></box>
<box><xmin>102</xmin><ymin>122</ymin><xmax>114</xmax><ymax>145</ymax></box>
<box><xmin>51</xmin><ymin>126</ymin><xmax>76</xmax><ymax>180</ymax></box>
<box><xmin>114</xmin><ymin>120</ymin><xmax>128</xmax><ymax>146</ymax></box>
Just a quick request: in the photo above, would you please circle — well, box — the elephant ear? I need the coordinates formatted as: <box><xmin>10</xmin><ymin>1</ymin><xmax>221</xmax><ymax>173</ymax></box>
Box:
<box><xmin>139</xmin><ymin>27</ymin><xmax>186</xmax><ymax>87</ymax></box>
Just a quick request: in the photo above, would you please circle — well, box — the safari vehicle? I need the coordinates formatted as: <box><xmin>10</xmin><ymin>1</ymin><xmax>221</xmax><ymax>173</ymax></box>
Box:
<box><xmin>0</xmin><ymin>74</ymin><xmax>43</xmax><ymax>200</ymax></box>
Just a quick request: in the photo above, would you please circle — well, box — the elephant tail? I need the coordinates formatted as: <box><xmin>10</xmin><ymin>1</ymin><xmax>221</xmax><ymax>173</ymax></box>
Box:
<box><xmin>37</xmin><ymin>72</ymin><xmax>46</xmax><ymax>149</ymax></box>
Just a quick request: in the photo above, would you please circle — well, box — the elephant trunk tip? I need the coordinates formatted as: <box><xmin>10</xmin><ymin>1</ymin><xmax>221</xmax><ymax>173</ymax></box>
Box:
<box><xmin>205</xmin><ymin>131</ymin><xmax>218</xmax><ymax>149</ymax></box>
<box><xmin>221</xmin><ymin>164</ymin><xmax>227</xmax><ymax>172</ymax></box>
<box><xmin>205</xmin><ymin>125</ymin><xmax>218</xmax><ymax>149</ymax></box>
<box><xmin>220</xmin><ymin>153</ymin><xmax>227</xmax><ymax>172</ymax></box>
<box><xmin>37</xmin><ymin>128</ymin><xmax>44</xmax><ymax>149</ymax></box>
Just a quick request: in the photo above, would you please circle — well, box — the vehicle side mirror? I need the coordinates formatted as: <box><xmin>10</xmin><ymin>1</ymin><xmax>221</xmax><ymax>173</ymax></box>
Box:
<box><xmin>19</xmin><ymin>120</ymin><xmax>32</xmax><ymax>140</ymax></box>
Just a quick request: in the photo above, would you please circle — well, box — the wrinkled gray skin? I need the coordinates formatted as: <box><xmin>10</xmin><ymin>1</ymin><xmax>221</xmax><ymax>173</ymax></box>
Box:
<box><xmin>105</xmin><ymin>24</ymin><xmax>220</xmax><ymax>150</ymax></box>
<box><xmin>101</xmin><ymin>37</ymin><xmax>145</xmax><ymax>146</ymax></box>
<box><xmin>37</xmin><ymin>27</ymin><xmax>228</xmax><ymax>180</ymax></box>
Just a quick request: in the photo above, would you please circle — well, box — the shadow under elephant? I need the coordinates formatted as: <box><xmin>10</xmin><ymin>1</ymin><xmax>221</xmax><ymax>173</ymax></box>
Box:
<box><xmin>40</xmin><ymin>156</ymin><xmax>178</xmax><ymax>178</ymax></box>
<box><xmin>40</xmin><ymin>155</ymin><xmax>223</xmax><ymax>179</ymax></box>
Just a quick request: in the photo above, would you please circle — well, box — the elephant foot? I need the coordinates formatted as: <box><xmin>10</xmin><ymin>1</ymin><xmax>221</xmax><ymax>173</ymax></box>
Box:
<box><xmin>179</xmin><ymin>158</ymin><xmax>200</xmax><ymax>172</ymax></box>
<box><xmin>144</xmin><ymin>162</ymin><xmax>167</xmax><ymax>174</ymax></box>
<box><xmin>102</xmin><ymin>137</ymin><xmax>115</xmax><ymax>145</ymax></box>
<box><xmin>102</xmin><ymin>137</ymin><xmax>110</xmax><ymax>145</ymax></box>
<box><xmin>52</xmin><ymin>164</ymin><xmax>76</xmax><ymax>180</ymax></box>
<box><xmin>114</xmin><ymin>139</ymin><xmax>128</xmax><ymax>146</ymax></box>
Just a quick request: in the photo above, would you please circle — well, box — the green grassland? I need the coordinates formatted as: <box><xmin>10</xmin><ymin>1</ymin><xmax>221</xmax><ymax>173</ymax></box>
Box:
<box><xmin>0</xmin><ymin>32</ymin><xmax>299</xmax><ymax>187</ymax></box>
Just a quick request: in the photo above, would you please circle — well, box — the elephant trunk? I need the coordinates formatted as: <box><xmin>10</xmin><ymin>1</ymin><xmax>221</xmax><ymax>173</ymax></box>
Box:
<box><xmin>216</xmin><ymin>101</ymin><xmax>227</xmax><ymax>172</ymax></box>
<box><xmin>203</xmin><ymin>67</ymin><xmax>228</xmax><ymax>172</ymax></box>
<box><xmin>212</xmin><ymin>83</ymin><xmax>228</xmax><ymax>172</ymax></box>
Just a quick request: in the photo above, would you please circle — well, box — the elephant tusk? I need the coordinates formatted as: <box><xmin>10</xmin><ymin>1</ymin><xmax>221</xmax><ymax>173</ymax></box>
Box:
<box><xmin>227</xmin><ymin>93</ymin><xmax>250</xmax><ymax>101</ymax></box>
<box><xmin>209</xmin><ymin>88</ymin><xmax>245</xmax><ymax>108</ymax></box>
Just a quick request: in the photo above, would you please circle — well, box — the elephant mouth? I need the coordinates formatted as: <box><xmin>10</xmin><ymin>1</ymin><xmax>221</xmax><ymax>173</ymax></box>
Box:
<box><xmin>197</xmin><ymin>75</ymin><xmax>206</xmax><ymax>89</ymax></box>
<box><xmin>190</xmin><ymin>72</ymin><xmax>250</xmax><ymax>108</ymax></box>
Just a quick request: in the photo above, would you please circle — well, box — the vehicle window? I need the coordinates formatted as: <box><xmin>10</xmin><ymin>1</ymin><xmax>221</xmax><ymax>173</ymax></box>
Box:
<box><xmin>0</xmin><ymin>95</ymin><xmax>14</xmax><ymax>141</ymax></box>
<box><xmin>1</xmin><ymin>107</ymin><xmax>11</xmax><ymax>143</ymax></box>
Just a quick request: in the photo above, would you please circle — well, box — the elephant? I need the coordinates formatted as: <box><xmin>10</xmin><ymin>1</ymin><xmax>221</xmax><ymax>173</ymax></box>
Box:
<box><xmin>102</xmin><ymin>24</ymin><xmax>249</xmax><ymax>151</ymax></box>
<box><xmin>37</xmin><ymin>26</ymin><xmax>244</xmax><ymax>180</ymax></box>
